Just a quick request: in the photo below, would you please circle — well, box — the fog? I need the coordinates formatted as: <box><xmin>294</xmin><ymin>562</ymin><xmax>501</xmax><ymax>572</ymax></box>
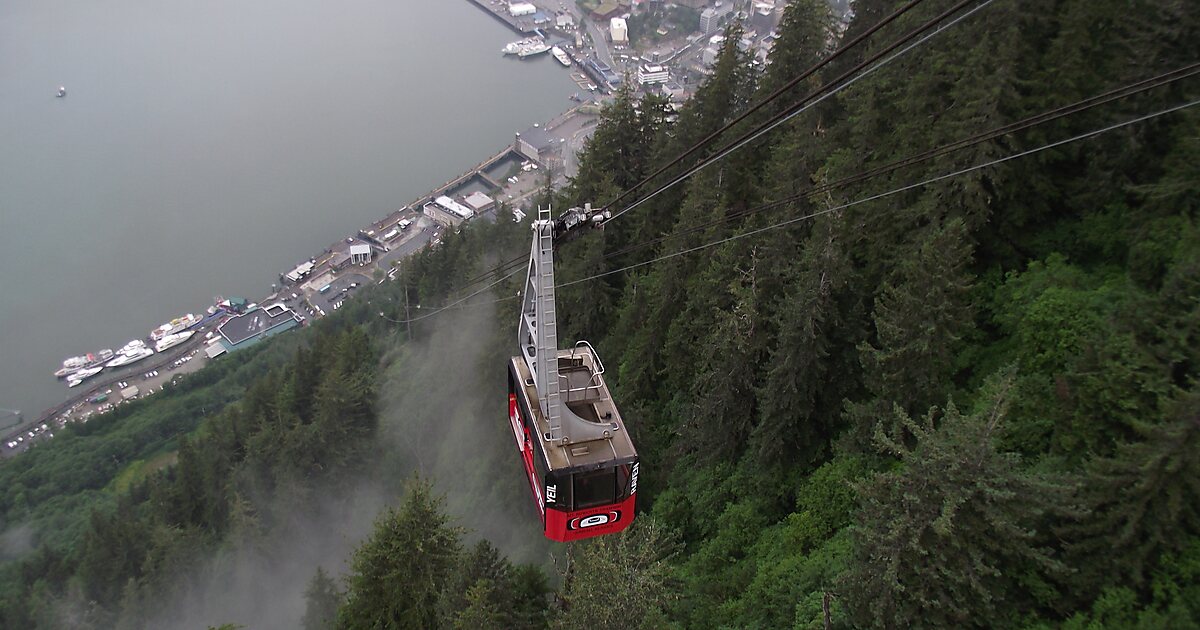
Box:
<box><xmin>144</xmin><ymin>301</ymin><xmax>551</xmax><ymax>629</ymax></box>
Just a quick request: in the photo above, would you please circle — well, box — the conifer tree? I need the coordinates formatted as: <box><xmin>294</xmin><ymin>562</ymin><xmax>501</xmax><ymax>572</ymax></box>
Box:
<box><xmin>840</xmin><ymin>377</ymin><xmax>1077</xmax><ymax>628</ymax></box>
<box><xmin>337</xmin><ymin>481</ymin><xmax>463</xmax><ymax>629</ymax></box>
<box><xmin>1064</xmin><ymin>390</ymin><xmax>1200</xmax><ymax>600</ymax></box>
<box><xmin>552</xmin><ymin>518</ymin><xmax>679</xmax><ymax>630</ymax></box>
<box><xmin>302</xmin><ymin>566</ymin><xmax>342</xmax><ymax>630</ymax></box>
<box><xmin>845</xmin><ymin>217</ymin><xmax>974</xmax><ymax>446</ymax></box>
<box><xmin>752</xmin><ymin>212</ymin><xmax>856</xmax><ymax>470</ymax></box>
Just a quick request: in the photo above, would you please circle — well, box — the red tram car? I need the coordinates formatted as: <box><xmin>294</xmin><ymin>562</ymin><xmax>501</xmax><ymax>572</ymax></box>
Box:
<box><xmin>508</xmin><ymin>208</ymin><xmax>639</xmax><ymax>542</ymax></box>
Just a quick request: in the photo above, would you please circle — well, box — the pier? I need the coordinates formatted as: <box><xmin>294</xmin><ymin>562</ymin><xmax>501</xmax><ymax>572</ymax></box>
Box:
<box><xmin>465</xmin><ymin>0</ymin><xmax>542</xmax><ymax>36</ymax></box>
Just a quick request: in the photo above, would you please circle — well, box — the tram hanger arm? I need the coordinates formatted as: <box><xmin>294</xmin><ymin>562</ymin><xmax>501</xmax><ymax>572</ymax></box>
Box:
<box><xmin>551</xmin><ymin>203</ymin><xmax>610</xmax><ymax>245</ymax></box>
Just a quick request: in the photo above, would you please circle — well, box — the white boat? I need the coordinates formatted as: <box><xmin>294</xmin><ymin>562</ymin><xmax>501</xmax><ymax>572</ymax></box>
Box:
<box><xmin>552</xmin><ymin>46</ymin><xmax>571</xmax><ymax>67</ymax></box>
<box><xmin>503</xmin><ymin>38</ymin><xmax>537</xmax><ymax>55</ymax></box>
<box><xmin>150</xmin><ymin>313</ymin><xmax>201</xmax><ymax>341</ymax></box>
<box><xmin>518</xmin><ymin>41</ymin><xmax>552</xmax><ymax>58</ymax></box>
<box><xmin>54</xmin><ymin>348</ymin><xmax>114</xmax><ymax>378</ymax></box>
<box><xmin>67</xmin><ymin>366</ymin><xmax>104</xmax><ymax>387</ymax></box>
<box><xmin>57</xmin><ymin>86</ymin><xmax>66</xmax><ymax>97</ymax></box>
<box><xmin>155</xmin><ymin>330</ymin><xmax>195</xmax><ymax>353</ymax></box>
<box><xmin>55</xmin><ymin>355</ymin><xmax>91</xmax><ymax>378</ymax></box>
<box><xmin>107</xmin><ymin>340</ymin><xmax>155</xmax><ymax>368</ymax></box>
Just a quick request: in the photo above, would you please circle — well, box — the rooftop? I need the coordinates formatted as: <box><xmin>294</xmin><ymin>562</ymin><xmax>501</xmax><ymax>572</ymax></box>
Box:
<box><xmin>349</xmin><ymin>243</ymin><xmax>372</xmax><ymax>256</ymax></box>
<box><xmin>517</xmin><ymin>125</ymin><xmax>556</xmax><ymax>151</ymax></box>
<box><xmin>219</xmin><ymin>304</ymin><xmax>300</xmax><ymax>346</ymax></box>
<box><xmin>464</xmin><ymin>191</ymin><xmax>496</xmax><ymax>211</ymax></box>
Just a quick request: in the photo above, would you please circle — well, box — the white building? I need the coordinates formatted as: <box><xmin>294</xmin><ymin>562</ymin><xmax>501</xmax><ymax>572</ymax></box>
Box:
<box><xmin>435</xmin><ymin>195</ymin><xmax>474</xmax><ymax>220</ymax></box>
<box><xmin>349</xmin><ymin>243</ymin><xmax>372</xmax><ymax>266</ymax></box>
<box><xmin>637</xmin><ymin>64</ymin><xmax>669</xmax><ymax>85</ymax></box>
<box><xmin>508</xmin><ymin>2</ymin><xmax>537</xmax><ymax>17</ymax></box>
<box><xmin>700</xmin><ymin>3</ymin><xmax>731</xmax><ymax>35</ymax></box>
<box><xmin>610</xmin><ymin>17</ymin><xmax>628</xmax><ymax>44</ymax></box>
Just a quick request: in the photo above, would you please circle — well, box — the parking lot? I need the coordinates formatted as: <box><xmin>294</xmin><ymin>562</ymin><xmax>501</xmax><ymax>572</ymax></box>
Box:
<box><xmin>308</xmin><ymin>272</ymin><xmax>371</xmax><ymax>315</ymax></box>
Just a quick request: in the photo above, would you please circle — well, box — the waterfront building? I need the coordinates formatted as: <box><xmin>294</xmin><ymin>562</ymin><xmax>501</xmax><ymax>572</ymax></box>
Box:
<box><xmin>424</xmin><ymin>201</ymin><xmax>466</xmax><ymax>227</ymax></box>
<box><xmin>204</xmin><ymin>339</ymin><xmax>227</xmax><ymax>359</ymax></box>
<box><xmin>436</xmin><ymin>195</ymin><xmax>474</xmax><ymax>220</ymax></box>
<box><xmin>284</xmin><ymin>261</ymin><xmax>315</xmax><ymax>284</ymax></box>
<box><xmin>637</xmin><ymin>64</ymin><xmax>669</xmax><ymax>85</ymax></box>
<box><xmin>464</xmin><ymin>191</ymin><xmax>497</xmax><ymax>214</ymax></box>
<box><xmin>556</xmin><ymin>13</ymin><xmax>575</xmax><ymax>30</ymax></box>
<box><xmin>515</xmin><ymin>124</ymin><xmax>562</xmax><ymax>164</ymax></box>
<box><xmin>330</xmin><ymin>251</ymin><xmax>352</xmax><ymax>270</ymax></box>
<box><xmin>217</xmin><ymin>303</ymin><xmax>302</xmax><ymax>353</ymax></box>
<box><xmin>508</xmin><ymin>2</ymin><xmax>537</xmax><ymax>17</ymax></box>
<box><xmin>349</xmin><ymin>243</ymin><xmax>372</xmax><ymax>266</ymax></box>
<box><xmin>610</xmin><ymin>17</ymin><xmax>628</xmax><ymax>44</ymax></box>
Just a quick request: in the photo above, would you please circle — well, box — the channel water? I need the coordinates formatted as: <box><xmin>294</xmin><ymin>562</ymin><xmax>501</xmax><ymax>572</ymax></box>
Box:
<box><xmin>0</xmin><ymin>0</ymin><xmax>576</xmax><ymax>419</ymax></box>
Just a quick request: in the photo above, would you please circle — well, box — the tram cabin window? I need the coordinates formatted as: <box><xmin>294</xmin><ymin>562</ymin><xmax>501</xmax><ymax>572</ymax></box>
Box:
<box><xmin>572</xmin><ymin>468</ymin><xmax>618</xmax><ymax>510</ymax></box>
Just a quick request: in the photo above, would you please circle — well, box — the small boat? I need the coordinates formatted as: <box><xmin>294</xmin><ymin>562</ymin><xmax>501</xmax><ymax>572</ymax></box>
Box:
<box><xmin>67</xmin><ymin>366</ymin><xmax>104</xmax><ymax>387</ymax></box>
<box><xmin>57</xmin><ymin>86</ymin><xmax>66</xmax><ymax>97</ymax></box>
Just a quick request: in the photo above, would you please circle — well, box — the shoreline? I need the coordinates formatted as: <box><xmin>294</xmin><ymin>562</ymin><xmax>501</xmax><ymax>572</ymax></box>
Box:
<box><xmin>3</xmin><ymin>101</ymin><xmax>598</xmax><ymax>458</ymax></box>
<box><xmin>2</xmin><ymin>0</ymin><xmax>604</xmax><ymax>457</ymax></box>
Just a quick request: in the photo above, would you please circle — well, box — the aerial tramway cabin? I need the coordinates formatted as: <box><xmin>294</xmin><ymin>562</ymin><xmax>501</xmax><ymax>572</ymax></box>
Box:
<box><xmin>507</xmin><ymin>208</ymin><xmax>638</xmax><ymax>542</ymax></box>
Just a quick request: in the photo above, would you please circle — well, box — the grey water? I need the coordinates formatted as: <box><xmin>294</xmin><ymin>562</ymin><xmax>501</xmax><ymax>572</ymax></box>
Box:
<box><xmin>0</xmin><ymin>0</ymin><xmax>576</xmax><ymax>421</ymax></box>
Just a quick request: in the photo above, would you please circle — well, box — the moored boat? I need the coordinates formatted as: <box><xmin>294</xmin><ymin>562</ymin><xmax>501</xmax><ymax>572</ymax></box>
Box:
<box><xmin>551</xmin><ymin>46</ymin><xmax>571</xmax><ymax>66</ymax></box>
<box><xmin>150</xmin><ymin>313</ymin><xmax>201</xmax><ymax>341</ymax></box>
<box><xmin>54</xmin><ymin>348</ymin><xmax>114</xmax><ymax>378</ymax></box>
<box><xmin>107</xmin><ymin>340</ymin><xmax>155</xmax><ymax>368</ymax></box>
<box><xmin>154</xmin><ymin>330</ymin><xmax>195</xmax><ymax>353</ymax></box>
<box><xmin>518</xmin><ymin>41</ymin><xmax>552</xmax><ymax>58</ymax></box>
<box><xmin>67</xmin><ymin>366</ymin><xmax>104</xmax><ymax>387</ymax></box>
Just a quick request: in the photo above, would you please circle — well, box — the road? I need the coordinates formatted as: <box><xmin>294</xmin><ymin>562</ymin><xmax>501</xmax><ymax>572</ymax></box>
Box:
<box><xmin>582</xmin><ymin>16</ymin><xmax>614</xmax><ymax>69</ymax></box>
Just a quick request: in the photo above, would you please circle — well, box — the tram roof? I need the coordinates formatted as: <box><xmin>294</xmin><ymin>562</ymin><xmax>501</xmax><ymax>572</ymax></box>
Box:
<box><xmin>510</xmin><ymin>353</ymin><xmax>638</xmax><ymax>473</ymax></box>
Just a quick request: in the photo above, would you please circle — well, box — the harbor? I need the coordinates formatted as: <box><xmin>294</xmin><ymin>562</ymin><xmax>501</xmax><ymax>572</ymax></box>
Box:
<box><xmin>2</xmin><ymin>97</ymin><xmax>600</xmax><ymax>458</ymax></box>
<box><xmin>5</xmin><ymin>0</ymin><xmax>752</xmax><ymax>456</ymax></box>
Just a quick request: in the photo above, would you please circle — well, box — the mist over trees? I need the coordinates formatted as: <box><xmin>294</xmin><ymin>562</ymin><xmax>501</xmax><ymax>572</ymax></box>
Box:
<box><xmin>1</xmin><ymin>0</ymin><xmax>1199</xmax><ymax>627</ymax></box>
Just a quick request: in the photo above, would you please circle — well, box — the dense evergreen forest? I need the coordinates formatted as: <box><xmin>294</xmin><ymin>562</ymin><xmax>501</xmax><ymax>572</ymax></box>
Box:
<box><xmin>1</xmin><ymin>0</ymin><xmax>1198</xmax><ymax>627</ymax></box>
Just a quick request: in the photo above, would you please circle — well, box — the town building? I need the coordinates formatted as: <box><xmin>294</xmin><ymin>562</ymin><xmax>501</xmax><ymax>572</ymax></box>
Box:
<box><xmin>700</xmin><ymin>3</ymin><xmax>731</xmax><ymax>35</ymax></box>
<box><xmin>463</xmin><ymin>191</ymin><xmax>497</xmax><ymax>214</ymax></box>
<box><xmin>283</xmin><ymin>260</ymin><xmax>315</xmax><ymax>284</ymax></box>
<box><xmin>610</xmin><ymin>17</ymin><xmax>628</xmax><ymax>44</ymax></box>
<box><xmin>590</xmin><ymin>1</ymin><xmax>628</xmax><ymax>21</ymax></box>
<box><xmin>436</xmin><ymin>196</ymin><xmax>474</xmax><ymax>220</ymax></box>
<box><xmin>330</xmin><ymin>251</ymin><xmax>352</xmax><ymax>270</ymax></box>
<box><xmin>420</xmin><ymin>194</ymin><xmax>475</xmax><ymax>228</ymax></box>
<box><xmin>514</xmin><ymin>124</ymin><xmax>562</xmax><ymax>163</ymax></box>
<box><xmin>349</xmin><ymin>243</ymin><xmax>372</xmax><ymax>266</ymax></box>
<box><xmin>556</xmin><ymin>12</ymin><xmax>576</xmax><ymax>30</ymax></box>
<box><xmin>217</xmin><ymin>303</ymin><xmax>302</xmax><ymax>353</ymax></box>
<box><xmin>751</xmin><ymin>2</ymin><xmax>781</xmax><ymax>33</ymax></box>
<box><xmin>637</xmin><ymin>63</ymin><xmax>670</xmax><ymax>85</ymax></box>
<box><xmin>508</xmin><ymin>2</ymin><xmax>537</xmax><ymax>17</ymax></box>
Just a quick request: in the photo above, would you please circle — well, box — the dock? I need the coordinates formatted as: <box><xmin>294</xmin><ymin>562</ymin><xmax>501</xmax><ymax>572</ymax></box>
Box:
<box><xmin>465</xmin><ymin>0</ymin><xmax>543</xmax><ymax>36</ymax></box>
